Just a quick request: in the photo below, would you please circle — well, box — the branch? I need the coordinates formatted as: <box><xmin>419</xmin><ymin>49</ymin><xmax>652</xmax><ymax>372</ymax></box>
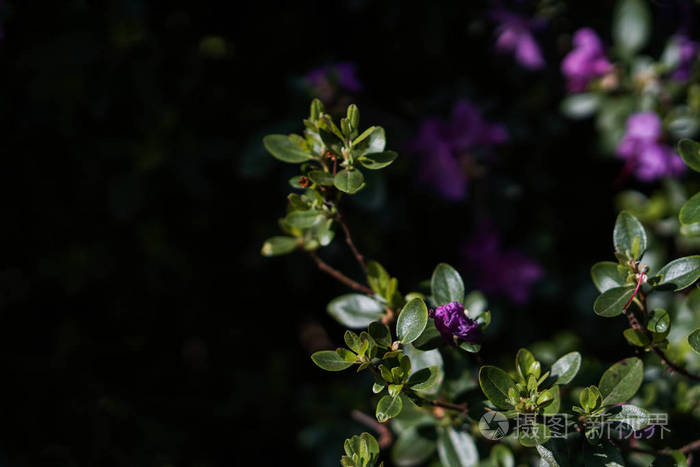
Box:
<box><xmin>351</xmin><ymin>410</ymin><xmax>393</xmax><ymax>449</ymax></box>
<box><xmin>335</xmin><ymin>210</ymin><xmax>367</xmax><ymax>273</ymax></box>
<box><xmin>309</xmin><ymin>251</ymin><xmax>373</xmax><ymax>295</ymax></box>
<box><xmin>651</xmin><ymin>346</ymin><xmax>700</xmax><ymax>382</ymax></box>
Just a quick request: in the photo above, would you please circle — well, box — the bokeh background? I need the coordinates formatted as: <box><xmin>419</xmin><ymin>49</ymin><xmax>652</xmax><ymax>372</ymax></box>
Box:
<box><xmin>0</xmin><ymin>1</ymin><xmax>698</xmax><ymax>465</ymax></box>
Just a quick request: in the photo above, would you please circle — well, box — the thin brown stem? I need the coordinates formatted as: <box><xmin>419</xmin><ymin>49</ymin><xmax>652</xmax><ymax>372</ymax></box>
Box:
<box><xmin>335</xmin><ymin>211</ymin><xmax>367</xmax><ymax>273</ymax></box>
<box><xmin>351</xmin><ymin>410</ymin><xmax>393</xmax><ymax>449</ymax></box>
<box><xmin>651</xmin><ymin>346</ymin><xmax>700</xmax><ymax>381</ymax></box>
<box><xmin>309</xmin><ymin>251</ymin><xmax>373</xmax><ymax>295</ymax></box>
<box><xmin>614</xmin><ymin>437</ymin><xmax>700</xmax><ymax>457</ymax></box>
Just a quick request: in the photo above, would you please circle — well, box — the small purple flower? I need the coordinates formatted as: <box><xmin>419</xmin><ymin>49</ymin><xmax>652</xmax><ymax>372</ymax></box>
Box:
<box><xmin>408</xmin><ymin>100</ymin><xmax>507</xmax><ymax>201</ymax></box>
<box><xmin>616</xmin><ymin>112</ymin><xmax>685</xmax><ymax>182</ymax></box>
<box><xmin>429</xmin><ymin>302</ymin><xmax>482</xmax><ymax>346</ymax></box>
<box><xmin>493</xmin><ymin>11</ymin><xmax>545</xmax><ymax>70</ymax></box>
<box><xmin>304</xmin><ymin>62</ymin><xmax>362</xmax><ymax>102</ymax></box>
<box><xmin>669</xmin><ymin>35</ymin><xmax>699</xmax><ymax>81</ymax></box>
<box><xmin>462</xmin><ymin>224</ymin><xmax>543</xmax><ymax>304</ymax></box>
<box><xmin>561</xmin><ymin>28</ymin><xmax>613</xmax><ymax>92</ymax></box>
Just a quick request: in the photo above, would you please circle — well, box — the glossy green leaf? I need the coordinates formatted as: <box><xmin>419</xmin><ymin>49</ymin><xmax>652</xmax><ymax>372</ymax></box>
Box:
<box><xmin>376</xmin><ymin>394</ymin><xmax>403</xmax><ymax>422</ymax></box>
<box><xmin>408</xmin><ymin>366</ymin><xmax>439</xmax><ymax>391</ymax></box>
<box><xmin>354</xmin><ymin>126</ymin><xmax>386</xmax><ymax>155</ymax></box>
<box><xmin>689</xmin><ymin>328</ymin><xmax>700</xmax><ymax>354</ymax></box>
<box><xmin>261</xmin><ymin>236</ymin><xmax>298</xmax><ymax>256</ymax></box>
<box><xmin>593</xmin><ymin>286</ymin><xmax>635</xmax><ymax>317</ymax></box>
<box><xmin>613</xmin><ymin>211</ymin><xmax>647</xmax><ymax>260</ymax></box>
<box><xmin>653</xmin><ymin>256</ymin><xmax>700</xmax><ymax>291</ymax></box>
<box><xmin>598</xmin><ymin>357</ymin><xmax>644</xmax><ymax>406</ymax></box>
<box><xmin>367</xmin><ymin>261</ymin><xmax>390</xmax><ymax>295</ymax></box>
<box><xmin>549</xmin><ymin>351</ymin><xmax>582</xmax><ymax>385</ymax></box>
<box><xmin>368</xmin><ymin>321</ymin><xmax>392</xmax><ymax>348</ymax></box>
<box><xmin>285</xmin><ymin>209</ymin><xmax>324</xmax><ymax>229</ymax></box>
<box><xmin>307</xmin><ymin>170</ymin><xmax>335</xmax><ymax>186</ymax></box>
<box><xmin>678</xmin><ymin>138</ymin><xmax>700</xmax><ymax>172</ymax></box>
<box><xmin>411</xmin><ymin>321</ymin><xmax>443</xmax><ymax>351</ymax></box>
<box><xmin>358</xmin><ymin>151</ymin><xmax>398</xmax><ymax>170</ymax></box>
<box><xmin>536</xmin><ymin>439</ymin><xmax>569</xmax><ymax>467</ymax></box>
<box><xmin>310</xmin><ymin>350</ymin><xmax>354</xmax><ymax>371</ymax></box>
<box><xmin>437</xmin><ymin>427</ymin><xmax>478</xmax><ymax>467</ymax></box>
<box><xmin>516</xmin><ymin>348</ymin><xmax>536</xmax><ymax>382</ymax></box>
<box><xmin>623</xmin><ymin>328</ymin><xmax>650</xmax><ymax>347</ymax></box>
<box><xmin>397</xmin><ymin>298</ymin><xmax>429</xmax><ymax>344</ymax></box>
<box><xmin>262</xmin><ymin>134</ymin><xmax>312</xmax><ymax>163</ymax></box>
<box><xmin>591</xmin><ymin>262</ymin><xmax>627</xmax><ymax>293</ymax></box>
<box><xmin>327</xmin><ymin>294</ymin><xmax>385</xmax><ymax>329</ymax></box>
<box><xmin>605</xmin><ymin>404</ymin><xmax>650</xmax><ymax>431</ymax></box>
<box><xmin>646</xmin><ymin>308</ymin><xmax>670</xmax><ymax>333</ymax></box>
<box><xmin>680</xmin><ymin>192</ymin><xmax>700</xmax><ymax>226</ymax></box>
<box><xmin>541</xmin><ymin>386</ymin><xmax>560</xmax><ymax>415</ymax></box>
<box><xmin>431</xmin><ymin>263</ymin><xmax>465</xmax><ymax>306</ymax></box>
<box><xmin>490</xmin><ymin>445</ymin><xmax>514</xmax><ymax>467</ymax></box>
<box><xmin>519</xmin><ymin>423</ymin><xmax>551</xmax><ymax>447</ymax></box>
<box><xmin>479</xmin><ymin>366</ymin><xmax>517</xmax><ymax>409</ymax></box>
<box><xmin>334</xmin><ymin>169</ymin><xmax>365</xmax><ymax>194</ymax></box>
<box><xmin>612</xmin><ymin>0</ymin><xmax>650</xmax><ymax>57</ymax></box>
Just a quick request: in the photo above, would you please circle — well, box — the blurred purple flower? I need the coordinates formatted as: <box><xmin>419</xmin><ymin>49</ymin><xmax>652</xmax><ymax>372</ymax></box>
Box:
<box><xmin>429</xmin><ymin>301</ymin><xmax>482</xmax><ymax>346</ymax></box>
<box><xmin>462</xmin><ymin>224</ymin><xmax>543</xmax><ymax>304</ymax></box>
<box><xmin>670</xmin><ymin>35</ymin><xmax>699</xmax><ymax>81</ymax></box>
<box><xmin>616</xmin><ymin>112</ymin><xmax>685</xmax><ymax>182</ymax></box>
<box><xmin>304</xmin><ymin>62</ymin><xmax>362</xmax><ymax>101</ymax></box>
<box><xmin>561</xmin><ymin>28</ymin><xmax>613</xmax><ymax>92</ymax></box>
<box><xmin>409</xmin><ymin>100</ymin><xmax>507</xmax><ymax>200</ymax></box>
<box><xmin>493</xmin><ymin>11</ymin><xmax>545</xmax><ymax>70</ymax></box>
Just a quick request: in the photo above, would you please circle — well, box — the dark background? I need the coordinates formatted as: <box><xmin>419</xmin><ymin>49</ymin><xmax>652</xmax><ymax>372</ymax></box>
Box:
<box><xmin>0</xmin><ymin>1</ymin><xmax>696</xmax><ymax>465</ymax></box>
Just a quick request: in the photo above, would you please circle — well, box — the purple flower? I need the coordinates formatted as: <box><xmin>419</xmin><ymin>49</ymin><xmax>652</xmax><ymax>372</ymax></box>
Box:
<box><xmin>409</xmin><ymin>100</ymin><xmax>507</xmax><ymax>201</ymax></box>
<box><xmin>429</xmin><ymin>302</ymin><xmax>482</xmax><ymax>346</ymax></box>
<box><xmin>561</xmin><ymin>28</ymin><xmax>613</xmax><ymax>92</ymax></box>
<box><xmin>633</xmin><ymin>424</ymin><xmax>656</xmax><ymax>439</ymax></box>
<box><xmin>304</xmin><ymin>62</ymin><xmax>362</xmax><ymax>102</ymax></box>
<box><xmin>616</xmin><ymin>112</ymin><xmax>685</xmax><ymax>182</ymax></box>
<box><xmin>493</xmin><ymin>11</ymin><xmax>545</xmax><ymax>70</ymax></box>
<box><xmin>669</xmin><ymin>35</ymin><xmax>699</xmax><ymax>81</ymax></box>
<box><xmin>462</xmin><ymin>224</ymin><xmax>543</xmax><ymax>304</ymax></box>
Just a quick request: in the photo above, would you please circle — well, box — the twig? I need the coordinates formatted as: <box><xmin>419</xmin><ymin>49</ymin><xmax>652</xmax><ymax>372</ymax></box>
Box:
<box><xmin>308</xmin><ymin>251</ymin><xmax>373</xmax><ymax>295</ymax></box>
<box><xmin>351</xmin><ymin>410</ymin><xmax>393</xmax><ymax>449</ymax></box>
<box><xmin>651</xmin><ymin>346</ymin><xmax>700</xmax><ymax>381</ymax></box>
<box><xmin>335</xmin><ymin>211</ymin><xmax>367</xmax><ymax>273</ymax></box>
<box><xmin>614</xmin><ymin>437</ymin><xmax>700</xmax><ymax>457</ymax></box>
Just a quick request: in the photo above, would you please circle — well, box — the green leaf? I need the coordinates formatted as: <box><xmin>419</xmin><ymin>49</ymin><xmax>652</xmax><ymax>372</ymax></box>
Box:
<box><xmin>431</xmin><ymin>263</ymin><xmax>465</xmax><ymax>306</ymax></box>
<box><xmin>540</xmin><ymin>386</ymin><xmax>560</xmax><ymax>415</ymax></box>
<box><xmin>354</xmin><ymin>126</ymin><xmax>386</xmax><ymax>156</ymax></box>
<box><xmin>652</xmin><ymin>256</ymin><xmax>700</xmax><ymax>291</ymax></box>
<box><xmin>285</xmin><ymin>209</ymin><xmax>324</xmax><ymax>229</ymax></box>
<box><xmin>408</xmin><ymin>366</ymin><xmax>439</xmax><ymax>391</ymax></box>
<box><xmin>369</xmin><ymin>321</ymin><xmax>392</xmax><ymax>348</ymax></box>
<box><xmin>613</xmin><ymin>211</ymin><xmax>647</xmax><ymax>260</ymax></box>
<box><xmin>490</xmin><ymin>445</ymin><xmax>515</xmax><ymax>467</ymax></box>
<box><xmin>412</xmin><ymin>320</ymin><xmax>443</xmax><ymax>351</ymax></box>
<box><xmin>593</xmin><ymin>286</ymin><xmax>635</xmax><ymax>317</ymax></box>
<box><xmin>376</xmin><ymin>394</ymin><xmax>403</xmax><ymax>422</ymax></box>
<box><xmin>689</xmin><ymin>328</ymin><xmax>700</xmax><ymax>354</ymax></box>
<box><xmin>358</xmin><ymin>151</ymin><xmax>398</xmax><ymax>170</ymax></box>
<box><xmin>678</xmin><ymin>138</ymin><xmax>700</xmax><ymax>172</ymax></box>
<box><xmin>263</xmin><ymin>134</ymin><xmax>312</xmax><ymax>163</ymax></box>
<box><xmin>612</xmin><ymin>0</ymin><xmax>650</xmax><ymax>58</ymax></box>
<box><xmin>516</xmin><ymin>348</ymin><xmax>536</xmax><ymax>382</ymax></box>
<box><xmin>680</xmin><ymin>192</ymin><xmax>700</xmax><ymax>226</ymax></box>
<box><xmin>623</xmin><ymin>328</ymin><xmax>650</xmax><ymax>347</ymax></box>
<box><xmin>391</xmin><ymin>426</ymin><xmax>437</xmax><ymax>467</ymax></box>
<box><xmin>584</xmin><ymin>441</ymin><xmax>624</xmax><ymax>467</ymax></box>
<box><xmin>310</xmin><ymin>350</ymin><xmax>354</xmax><ymax>371</ymax></box>
<box><xmin>549</xmin><ymin>351</ymin><xmax>582</xmax><ymax>385</ymax></box>
<box><xmin>646</xmin><ymin>308</ymin><xmax>670</xmax><ymax>333</ymax></box>
<box><xmin>437</xmin><ymin>427</ymin><xmax>478</xmax><ymax>467</ymax></box>
<box><xmin>261</xmin><ymin>236</ymin><xmax>298</xmax><ymax>256</ymax></box>
<box><xmin>327</xmin><ymin>294</ymin><xmax>385</xmax><ymax>329</ymax></box>
<box><xmin>307</xmin><ymin>170</ymin><xmax>335</xmax><ymax>186</ymax></box>
<box><xmin>334</xmin><ymin>169</ymin><xmax>365</xmax><ymax>194</ymax></box>
<box><xmin>605</xmin><ymin>404</ymin><xmax>650</xmax><ymax>431</ymax></box>
<box><xmin>591</xmin><ymin>262</ymin><xmax>628</xmax><ymax>293</ymax></box>
<box><xmin>598</xmin><ymin>357</ymin><xmax>644</xmax><ymax>406</ymax></box>
<box><xmin>397</xmin><ymin>298</ymin><xmax>429</xmax><ymax>344</ymax></box>
<box><xmin>479</xmin><ymin>366</ymin><xmax>517</xmax><ymax>410</ymax></box>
